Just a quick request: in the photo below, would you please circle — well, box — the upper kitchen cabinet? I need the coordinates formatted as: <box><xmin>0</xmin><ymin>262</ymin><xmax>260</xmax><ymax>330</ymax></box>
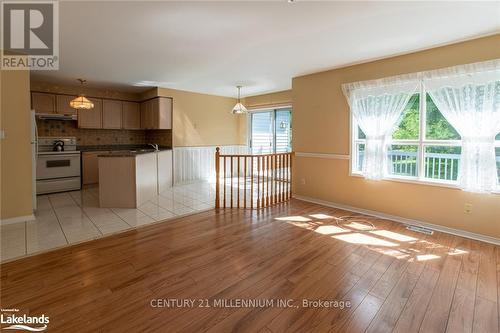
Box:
<box><xmin>140</xmin><ymin>99</ymin><xmax>153</xmax><ymax>129</ymax></box>
<box><xmin>56</xmin><ymin>94</ymin><xmax>77</xmax><ymax>115</ymax></box>
<box><xmin>122</xmin><ymin>101</ymin><xmax>141</xmax><ymax>129</ymax></box>
<box><xmin>78</xmin><ymin>98</ymin><xmax>102</xmax><ymax>129</ymax></box>
<box><xmin>102</xmin><ymin>99</ymin><xmax>122</xmax><ymax>129</ymax></box>
<box><xmin>141</xmin><ymin>97</ymin><xmax>172</xmax><ymax>129</ymax></box>
<box><xmin>156</xmin><ymin>97</ymin><xmax>172</xmax><ymax>129</ymax></box>
<box><xmin>32</xmin><ymin>92</ymin><xmax>56</xmax><ymax>113</ymax></box>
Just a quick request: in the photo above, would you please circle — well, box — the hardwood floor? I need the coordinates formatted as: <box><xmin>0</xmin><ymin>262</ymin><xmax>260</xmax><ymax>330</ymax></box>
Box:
<box><xmin>1</xmin><ymin>199</ymin><xmax>498</xmax><ymax>332</ymax></box>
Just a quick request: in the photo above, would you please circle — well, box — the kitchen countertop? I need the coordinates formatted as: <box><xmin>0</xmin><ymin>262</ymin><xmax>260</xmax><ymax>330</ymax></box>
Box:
<box><xmin>78</xmin><ymin>145</ymin><xmax>171</xmax><ymax>157</ymax></box>
<box><xmin>97</xmin><ymin>149</ymin><xmax>171</xmax><ymax>157</ymax></box>
<box><xmin>78</xmin><ymin>144</ymin><xmax>171</xmax><ymax>152</ymax></box>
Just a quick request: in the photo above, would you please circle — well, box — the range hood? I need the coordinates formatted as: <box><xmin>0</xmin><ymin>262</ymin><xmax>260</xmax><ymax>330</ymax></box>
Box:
<box><xmin>35</xmin><ymin>113</ymin><xmax>77</xmax><ymax>121</ymax></box>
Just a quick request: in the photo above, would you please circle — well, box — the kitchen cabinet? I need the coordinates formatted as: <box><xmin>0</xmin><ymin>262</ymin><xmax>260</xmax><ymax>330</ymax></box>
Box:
<box><xmin>157</xmin><ymin>150</ymin><xmax>173</xmax><ymax>193</ymax></box>
<box><xmin>82</xmin><ymin>152</ymin><xmax>102</xmax><ymax>185</ymax></box>
<box><xmin>140</xmin><ymin>97</ymin><xmax>172</xmax><ymax>129</ymax></box>
<box><xmin>56</xmin><ymin>94</ymin><xmax>77</xmax><ymax>115</ymax></box>
<box><xmin>122</xmin><ymin>101</ymin><xmax>141</xmax><ymax>129</ymax></box>
<box><xmin>140</xmin><ymin>99</ymin><xmax>153</xmax><ymax>129</ymax></box>
<box><xmin>102</xmin><ymin>99</ymin><xmax>122</xmax><ymax>129</ymax></box>
<box><xmin>78</xmin><ymin>98</ymin><xmax>102</xmax><ymax>129</ymax></box>
<box><xmin>32</xmin><ymin>92</ymin><xmax>56</xmax><ymax>113</ymax></box>
<box><xmin>98</xmin><ymin>150</ymin><xmax>173</xmax><ymax>208</ymax></box>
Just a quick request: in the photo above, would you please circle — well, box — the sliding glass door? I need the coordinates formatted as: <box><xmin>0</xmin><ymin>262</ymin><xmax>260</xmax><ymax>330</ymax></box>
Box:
<box><xmin>250</xmin><ymin>108</ymin><xmax>292</xmax><ymax>154</ymax></box>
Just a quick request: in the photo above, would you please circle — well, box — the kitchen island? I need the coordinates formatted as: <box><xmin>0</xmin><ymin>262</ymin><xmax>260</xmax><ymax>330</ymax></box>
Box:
<box><xmin>98</xmin><ymin>149</ymin><xmax>172</xmax><ymax>208</ymax></box>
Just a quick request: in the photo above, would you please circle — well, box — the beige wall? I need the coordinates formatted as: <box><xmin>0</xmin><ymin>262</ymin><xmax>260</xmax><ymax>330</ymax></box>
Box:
<box><xmin>154</xmin><ymin>87</ymin><xmax>245</xmax><ymax>147</ymax></box>
<box><xmin>243</xmin><ymin>90</ymin><xmax>292</xmax><ymax>109</ymax></box>
<box><xmin>1</xmin><ymin>69</ymin><xmax>33</xmax><ymax>220</ymax></box>
<box><xmin>293</xmin><ymin>34</ymin><xmax>500</xmax><ymax>239</ymax></box>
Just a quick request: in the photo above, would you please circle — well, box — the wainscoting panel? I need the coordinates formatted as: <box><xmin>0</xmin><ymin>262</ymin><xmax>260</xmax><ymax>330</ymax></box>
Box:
<box><xmin>173</xmin><ymin>145</ymin><xmax>248</xmax><ymax>185</ymax></box>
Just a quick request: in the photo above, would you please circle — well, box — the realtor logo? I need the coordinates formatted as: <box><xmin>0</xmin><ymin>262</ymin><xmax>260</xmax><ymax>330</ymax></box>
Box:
<box><xmin>1</xmin><ymin>0</ymin><xmax>59</xmax><ymax>70</ymax></box>
<box><xmin>0</xmin><ymin>308</ymin><xmax>49</xmax><ymax>331</ymax></box>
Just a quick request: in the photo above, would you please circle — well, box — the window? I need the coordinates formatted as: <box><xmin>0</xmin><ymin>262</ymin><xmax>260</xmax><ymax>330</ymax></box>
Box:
<box><xmin>250</xmin><ymin>108</ymin><xmax>292</xmax><ymax>154</ymax></box>
<box><xmin>352</xmin><ymin>87</ymin><xmax>500</xmax><ymax>188</ymax></box>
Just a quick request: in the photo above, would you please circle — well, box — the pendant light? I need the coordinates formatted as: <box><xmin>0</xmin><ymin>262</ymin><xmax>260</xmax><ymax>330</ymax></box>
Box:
<box><xmin>231</xmin><ymin>85</ymin><xmax>247</xmax><ymax>114</ymax></box>
<box><xmin>70</xmin><ymin>79</ymin><xmax>94</xmax><ymax>110</ymax></box>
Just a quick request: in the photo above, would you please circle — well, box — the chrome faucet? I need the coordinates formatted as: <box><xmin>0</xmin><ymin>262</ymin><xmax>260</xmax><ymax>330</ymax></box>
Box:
<box><xmin>148</xmin><ymin>143</ymin><xmax>159</xmax><ymax>151</ymax></box>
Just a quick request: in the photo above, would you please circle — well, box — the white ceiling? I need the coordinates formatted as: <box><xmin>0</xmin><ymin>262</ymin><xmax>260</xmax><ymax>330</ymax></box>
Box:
<box><xmin>32</xmin><ymin>1</ymin><xmax>500</xmax><ymax>97</ymax></box>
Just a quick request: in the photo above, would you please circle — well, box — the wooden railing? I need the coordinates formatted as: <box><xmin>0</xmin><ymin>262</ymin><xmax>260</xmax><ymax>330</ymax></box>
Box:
<box><xmin>215</xmin><ymin>147</ymin><xmax>294</xmax><ymax>209</ymax></box>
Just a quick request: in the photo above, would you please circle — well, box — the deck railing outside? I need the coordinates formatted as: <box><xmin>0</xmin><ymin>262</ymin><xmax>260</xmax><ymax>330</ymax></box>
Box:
<box><xmin>359</xmin><ymin>151</ymin><xmax>500</xmax><ymax>181</ymax></box>
<box><xmin>215</xmin><ymin>147</ymin><xmax>294</xmax><ymax>209</ymax></box>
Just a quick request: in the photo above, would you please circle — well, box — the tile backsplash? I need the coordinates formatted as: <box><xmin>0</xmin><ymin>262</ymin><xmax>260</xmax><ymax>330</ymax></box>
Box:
<box><xmin>146</xmin><ymin>129</ymin><xmax>173</xmax><ymax>147</ymax></box>
<box><xmin>36</xmin><ymin>119</ymin><xmax>172</xmax><ymax>147</ymax></box>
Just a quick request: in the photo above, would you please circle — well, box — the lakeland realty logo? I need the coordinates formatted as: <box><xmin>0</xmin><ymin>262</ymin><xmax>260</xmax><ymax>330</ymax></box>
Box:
<box><xmin>1</xmin><ymin>0</ymin><xmax>59</xmax><ymax>70</ymax></box>
<box><xmin>1</xmin><ymin>309</ymin><xmax>49</xmax><ymax>331</ymax></box>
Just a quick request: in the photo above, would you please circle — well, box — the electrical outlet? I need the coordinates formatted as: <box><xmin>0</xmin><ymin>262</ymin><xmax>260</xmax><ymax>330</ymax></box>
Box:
<box><xmin>300</xmin><ymin>178</ymin><xmax>306</xmax><ymax>185</ymax></box>
<box><xmin>464</xmin><ymin>203</ymin><xmax>472</xmax><ymax>214</ymax></box>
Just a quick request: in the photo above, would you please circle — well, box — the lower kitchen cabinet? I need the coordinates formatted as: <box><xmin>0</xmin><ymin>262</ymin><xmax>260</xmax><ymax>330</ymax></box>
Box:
<box><xmin>82</xmin><ymin>152</ymin><xmax>103</xmax><ymax>185</ymax></box>
<box><xmin>157</xmin><ymin>150</ymin><xmax>173</xmax><ymax>193</ymax></box>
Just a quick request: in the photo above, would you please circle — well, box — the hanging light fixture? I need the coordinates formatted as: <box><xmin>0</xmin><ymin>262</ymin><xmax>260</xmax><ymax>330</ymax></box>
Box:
<box><xmin>231</xmin><ymin>85</ymin><xmax>247</xmax><ymax>114</ymax></box>
<box><xmin>70</xmin><ymin>79</ymin><xmax>94</xmax><ymax>110</ymax></box>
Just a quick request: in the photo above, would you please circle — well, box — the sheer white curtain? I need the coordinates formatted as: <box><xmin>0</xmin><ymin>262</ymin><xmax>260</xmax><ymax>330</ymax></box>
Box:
<box><xmin>424</xmin><ymin>60</ymin><xmax>500</xmax><ymax>193</ymax></box>
<box><xmin>343</xmin><ymin>79</ymin><xmax>419</xmax><ymax>180</ymax></box>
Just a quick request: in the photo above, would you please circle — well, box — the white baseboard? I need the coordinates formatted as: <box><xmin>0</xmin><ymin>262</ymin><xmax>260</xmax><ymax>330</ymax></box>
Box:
<box><xmin>294</xmin><ymin>195</ymin><xmax>500</xmax><ymax>246</ymax></box>
<box><xmin>0</xmin><ymin>214</ymin><xmax>35</xmax><ymax>225</ymax></box>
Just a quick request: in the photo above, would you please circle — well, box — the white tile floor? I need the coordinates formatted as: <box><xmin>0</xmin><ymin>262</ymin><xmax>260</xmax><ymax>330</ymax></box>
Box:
<box><xmin>0</xmin><ymin>182</ymin><xmax>216</xmax><ymax>262</ymax></box>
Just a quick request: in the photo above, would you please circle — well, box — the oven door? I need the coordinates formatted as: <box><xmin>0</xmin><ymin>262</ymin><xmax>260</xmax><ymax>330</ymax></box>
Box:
<box><xmin>36</xmin><ymin>153</ymin><xmax>81</xmax><ymax>180</ymax></box>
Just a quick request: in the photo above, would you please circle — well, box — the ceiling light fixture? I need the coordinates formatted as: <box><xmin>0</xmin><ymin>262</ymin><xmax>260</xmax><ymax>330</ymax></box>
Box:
<box><xmin>231</xmin><ymin>85</ymin><xmax>247</xmax><ymax>114</ymax></box>
<box><xmin>70</xmin><ymin>79</ymin><xmax>94</xmax><ymax>110</ymax></box>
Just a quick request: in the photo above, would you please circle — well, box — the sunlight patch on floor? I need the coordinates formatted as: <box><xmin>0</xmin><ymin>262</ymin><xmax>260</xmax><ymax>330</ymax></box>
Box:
<box><xmin>309</xmin><ymin>214</ymin><xmax>333</xmax><ymax>220</ymax></box>
<box><xmin>333</xmin><ymin>233</ymin><xmax>398</xmax><ymax>247</ymax></box>
<box><xmin>370</xmin><ymin>230</ymin><xmax>417</xmax><ymax>242</ymax></box>
<box><xmin>277</xmin><ymin>211</ymin><xmax>470</xmax><ymax>263</ymax></box>
<box><xmin>313</xmin><ymin>225</ymin><xmax>348</xmax><ymax>235</ymax></box>
<box><xmin>417</xmin><ymin>254</ymin><xmax>441</xmax><ymax>261</ymax></box>
<box><xmin>342</xmin><ymin>221</ymin><xmax>375</xmax><ymax>231</ymax></box>
<box><xmin>275</xmin><ymin>216</ymin><xmax>312</xmax><ymax>222</ymax></box>
<box><xmin>287</xmin><ymin>221</ymin><xmax>313</xmax><ymax>229</ymax></box>
<box><xmin>448</xmin><ymin>248</ymin><xmax>468</xmax><ymax>256</ymax></box>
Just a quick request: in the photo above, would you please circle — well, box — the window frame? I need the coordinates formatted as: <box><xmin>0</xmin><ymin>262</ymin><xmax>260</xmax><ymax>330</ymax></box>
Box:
<box><xmin>247</xmin><ymin>106</ymin><xmax>292</xmax><ymax>154</ymax></box>
<box><xmin>350</xmin><ymin>82</ymin><xmax>500</xmax><ymax>191</ymax></box>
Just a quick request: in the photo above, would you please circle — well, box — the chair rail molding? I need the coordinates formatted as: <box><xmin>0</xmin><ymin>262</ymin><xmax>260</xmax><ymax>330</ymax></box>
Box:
<box><xmin>295</xmin><ymin>152</ymin><xmax>350</xmax><ymax>160</ymax></box>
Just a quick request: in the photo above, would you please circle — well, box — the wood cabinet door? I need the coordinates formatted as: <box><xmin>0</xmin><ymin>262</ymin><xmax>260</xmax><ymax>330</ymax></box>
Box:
<box><xmin>150</xmin><ymin>98</ymin><xmax>160</xmax><ymax>129</ymax></box>
<box><xmin>144</xmin><ymin>97</ymin><xmax>172</xmax><ymax>129</ymax></box>
<box><xmin>140</xmin><ymin>100</ymin><xmax>152</xmax><ymax>129</ymax></box>
<box><xmin>157</xmin><ymin>97</ymin><xmax>172</xmax><ymax>129</ymax></box>
<box><xmin>78</xmin><ymin>98</ymin><xmax>102</xmax><ymax>128</ymax></box>
<box><xmin>102</xmin><ymin>99</ymin><xmax>122</xmax><ymax>129</ymax></box>
<box><xmin>56</xmin><ymin>94</ymin><xmax>77</xmax><ymax>115</ymax></box>
<box><xmin>32</xmin><ymin>92</ymin><xmax>56</xmax><ymax>113</ymax></box>
<box><xmin>82</xmin><ymin>152</ymin><xmax>100</xmax><ymax>185</ymax></box>
<box><xmin>122</xmin><ymin>101</ymin><xmax>141</xmax><ymax>129</ymax></box>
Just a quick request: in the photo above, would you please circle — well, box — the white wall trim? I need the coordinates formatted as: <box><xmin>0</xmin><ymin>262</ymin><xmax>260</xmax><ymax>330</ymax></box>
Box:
<box><xmin>0</xmin><ymin>214</ymin><xmax>35</xmax><ymax>225</ymax></box>
<box><xmin>294</xmin><ymin>195</ymin><xmax>500</xmax><ymax>246</ymax></box>
<box><xmin>295</xmin><ymin>152</ymin><xmax>350</xmax><ymax>160</ymax></box>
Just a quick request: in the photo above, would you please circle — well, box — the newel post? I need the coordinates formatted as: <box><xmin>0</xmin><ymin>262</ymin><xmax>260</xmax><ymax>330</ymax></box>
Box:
<box><xmin>215</xmin><ymin>147</ymin><xmax>220</xmax><ymax>210</ymax></box>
